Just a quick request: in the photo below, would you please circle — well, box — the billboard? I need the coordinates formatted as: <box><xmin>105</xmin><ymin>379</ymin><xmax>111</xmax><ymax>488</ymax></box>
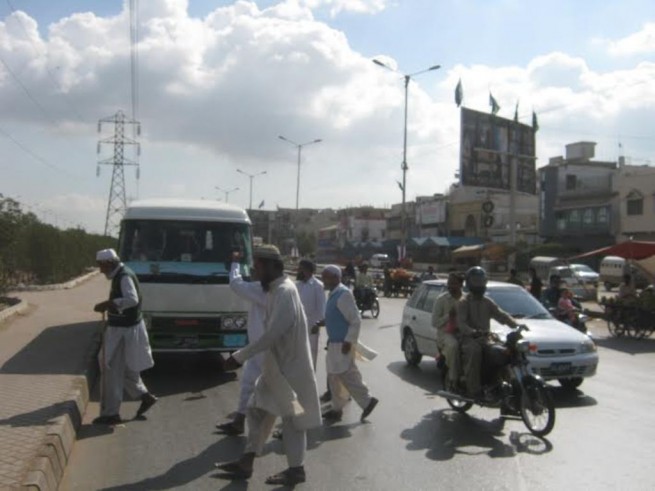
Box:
<box><xmin>460</xmin><ymin>108</ymin><xmax>537</xmax><ymax>194</ymax></box>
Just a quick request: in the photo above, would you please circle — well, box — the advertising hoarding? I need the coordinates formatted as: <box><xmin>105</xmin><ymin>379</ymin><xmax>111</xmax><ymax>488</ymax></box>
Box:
<box><xmin>460</xmin><ymin>108</ymin><xmax>537</xmax><ymax>194</ymax></box>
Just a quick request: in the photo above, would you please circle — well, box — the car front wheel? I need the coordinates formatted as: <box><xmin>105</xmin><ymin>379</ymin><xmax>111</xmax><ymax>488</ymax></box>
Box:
<box><xmin>558</xmin><ymin>377</ymin><xmax>583</xmax><ymax>390</ymax></box>
<box><xmin>403</xmin><ymin>330</ymin><xmax>422</xmax><ymax>366</ymax></box>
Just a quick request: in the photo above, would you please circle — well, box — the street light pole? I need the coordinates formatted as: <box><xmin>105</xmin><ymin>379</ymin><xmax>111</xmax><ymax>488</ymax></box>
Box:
<box><xmin>237</xmin><ymin>169</ymin><xmax>267</xmax><ymax>210</ymax></box>
<box><xmin>278</xmin><ymin>135</ymin><xmax>322</xmax><ymax>211</ymax></box>
<box><xmin>373</xmin><ymin>59</ymin><xmax>441</xmax><ymax>259</ymax></box>
<box><xmin>215</xmin><ymin>186</ymin><xmax>239</xmax><ymax>203</ymax></box>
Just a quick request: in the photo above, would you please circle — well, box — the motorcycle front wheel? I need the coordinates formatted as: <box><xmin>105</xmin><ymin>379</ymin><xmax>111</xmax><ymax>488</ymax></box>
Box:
<box><xmin>520</xmin><ymin>383</ymin><xmax>555</xmax><ymax>437</ymax></box>
<box><xmin>370</xmin><ymin>299</ymin><xmax>380</xmax><ymax>318</ymax></box>
<box><xmin>447</xmin><ymin>398</ymin><xmax>472</xmax><ymax>413</ymax></box>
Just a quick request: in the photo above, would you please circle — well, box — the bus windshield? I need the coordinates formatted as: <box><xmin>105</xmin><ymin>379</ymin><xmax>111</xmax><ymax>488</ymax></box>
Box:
<box><xmin>119</xmin><ymin>219</ymin><xmax>252</xmax><ymax>275</ymax></box>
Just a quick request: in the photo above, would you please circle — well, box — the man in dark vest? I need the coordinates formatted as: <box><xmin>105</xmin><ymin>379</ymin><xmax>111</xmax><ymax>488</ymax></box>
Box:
<box><xmin>93</xmin><ymin>248</ymin><xmax>156</xmax><ymax>425</ymax></box>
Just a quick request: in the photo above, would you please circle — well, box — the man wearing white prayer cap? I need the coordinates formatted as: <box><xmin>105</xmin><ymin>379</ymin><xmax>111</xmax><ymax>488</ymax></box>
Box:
<box><xmin>217</xmin><ymin>244</ymin><xmax>321</xmax><ymax>486</ymax></box>
<box><xmin>93</xmin><ymin>248</ymin><xmax>157</xmax><ymax>425</ymax></box>
<box><xmin>321</xmin><ymin>264</ymin><xmax>379</xmax><ymax>422</ymax></box>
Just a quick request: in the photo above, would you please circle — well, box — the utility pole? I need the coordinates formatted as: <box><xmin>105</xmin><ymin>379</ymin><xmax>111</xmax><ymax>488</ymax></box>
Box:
<box><xmin>97</xmin><ymin>110</ymin><xmax>140</xmax><ymax>237</ymax></box>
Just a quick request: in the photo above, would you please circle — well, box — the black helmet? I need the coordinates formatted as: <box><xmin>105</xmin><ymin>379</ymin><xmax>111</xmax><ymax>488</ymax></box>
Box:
<box><xmin>466</xmin><ymin>266</ymin><xmax>488</xmax><ymax>291</ymax></box>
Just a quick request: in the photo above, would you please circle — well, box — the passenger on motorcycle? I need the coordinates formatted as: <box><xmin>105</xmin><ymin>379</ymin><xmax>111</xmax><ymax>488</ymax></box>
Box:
<box><xmin>354</xmin><ymin>263</ymin><xmax>374</xmax><ymax>307</ymax></box>
<box><xmin>457</xmin><ymin>267</ymin><xmax>524</xmax><ymax>400</ymax></box>
<box><xmin>557</xmin><ymin>288</ymin><xmax>577</xmax><ymax>324</ymax></box>
<box><xmin>431</xmin><ymin>273</ymin><xmax>464</xmax><ymax>391</ymax></box>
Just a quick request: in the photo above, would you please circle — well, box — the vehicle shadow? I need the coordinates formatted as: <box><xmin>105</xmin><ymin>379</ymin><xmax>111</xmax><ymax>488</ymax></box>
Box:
<box><xmin>549</xmin><ymin>387</ymin><xmax>598</xmax><ymax>409</ymax></box>
<box><xmin>386</xmin><ymin>360</ymin><xmax>441</xmax><ymax>395</ymax></box>
<box><xmin>88</xmin><ymin>353</ymin><xmax>238</xmax><ymax>402</ymax></box>
<box><xmin>594</xmin><ymin>336</ymin><xmax>655</xmax><ymax>355</ymax></box>
<box><xmin>400</xmin><ymin>409</ymin><xmax>552</xmax><ymax>461</ymax></box>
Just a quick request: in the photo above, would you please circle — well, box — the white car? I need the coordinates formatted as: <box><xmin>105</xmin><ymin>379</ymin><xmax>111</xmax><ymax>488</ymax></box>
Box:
<box><xmin>550</xmin><ymin>264</ymin><xmax>598</xmax><ymax>300</ymax></box>
<box><xmin>369</xmin><ymin>253</ymin><xmax>390</xmax><ymax>268</ymax></box>
<box><xmin>400</xmin><ymin>280</ymin><xmax>599</xmax><ymax>389</ymax></box>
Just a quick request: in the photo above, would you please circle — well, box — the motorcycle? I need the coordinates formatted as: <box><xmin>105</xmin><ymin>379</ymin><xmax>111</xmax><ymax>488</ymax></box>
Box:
<box><xmin>354</xmin><ymin>286</ymin><xmax>380</xmax><ymax>318</ymax></box>
<box><xmin>436</xmin><ymin>326</ymin><xmax>555</xmax><ymax>437</ymax></box>
<box><xmin>548</xmin><ymin>307</ymin><xmax>589</xmax><ymax>334</ymax></box>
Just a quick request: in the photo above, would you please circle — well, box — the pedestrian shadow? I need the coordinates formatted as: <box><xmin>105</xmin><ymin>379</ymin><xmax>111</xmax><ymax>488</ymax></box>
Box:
<box><xmin>0</xmin><ymin>321</ymin><xmax>101</xmax><ymax>375</ymax></box>
<box><xmin>400</xmin><ymin>409</ymin><xmax>552</xmax><ymax>461</ymax></box>
<box><xmin>99</xmin><ymin>435</ymin><xmax>245</xmax><ymax>491</ymax></box>
<box><xmin>594</xmin><ymin>336</ymin><xmax>655</xmax><ymax>355</ymax></box>
<box><xmin>386</xmin><ymin>360</ymin><xmax>441</xmax><ymax>395</ymax></box>
<box><xmin>0</xmin><ymin>400</ymin><xmax>81</xmax><ymax>428</ymax></box>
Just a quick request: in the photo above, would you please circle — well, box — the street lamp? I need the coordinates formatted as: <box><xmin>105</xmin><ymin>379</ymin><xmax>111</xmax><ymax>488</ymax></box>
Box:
<box><xmin>215</xmin><ymin>186</ymin><xmax>239</xmax><ymax>203</ymax></box>
<box><xmin>237</xmin><ymin>169</ymin><xmax>267</xmax><ymax>211</ymax></box>
<box><xmin>373</xmin><ymin>59</ymin><xmax>441</xmax><ymax>258</ymax></box>
<box><xmin>278</xmin><ymin>135</ymin><xmax>322</xmax><ymax>211</ymax></box>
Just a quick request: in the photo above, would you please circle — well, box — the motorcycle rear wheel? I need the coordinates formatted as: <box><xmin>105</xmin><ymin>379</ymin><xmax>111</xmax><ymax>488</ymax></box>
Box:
<box><xmin>520</xmin><ymin>383</ymin><xmax>555</xmax><ymax>437</ymax></box>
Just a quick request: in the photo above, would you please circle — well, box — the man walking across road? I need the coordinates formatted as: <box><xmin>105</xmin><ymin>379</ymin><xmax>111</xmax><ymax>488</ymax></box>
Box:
<box><xmin>215</xmin><ymin>251</ymin><xmax>266</xmax><ymax>436</ymax></box>
<box><xmin>432</xmin><ymin>272</ymin><xmax>464</xmax><ymax>392</ymax></box>
<box><xmin>217</xmin><ymin>245</ymin><xmax>320</xmax><ymax>486</ymax></box>
<box><xmin>321</xmin><ymin>265</ymin><xmax>379</xmax><ymax>423</ymax></box>
<box><xmin>296</xmin><ymin>259</ymin><xmax>326</xmax><ymax>370</ymax></box>
<box><xmin>93</xmin><ymin>249</ymin><xmax>157</xmax><ymax>425</ymax></box>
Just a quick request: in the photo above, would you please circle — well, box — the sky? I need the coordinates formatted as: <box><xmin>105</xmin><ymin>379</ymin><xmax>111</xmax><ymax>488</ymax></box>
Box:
<box><xmin>1</xmin><ymin>0</ymin><xmax>654</xmax><ymax>233</ymax></box>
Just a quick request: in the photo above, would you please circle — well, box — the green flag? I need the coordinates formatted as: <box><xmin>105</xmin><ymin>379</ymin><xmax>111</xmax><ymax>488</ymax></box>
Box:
<box><xmin>532</xmin><ymin>110</ymin><xmax>539</xmax><ymax>132</ymax></box>
<box><xmin>489</xmin><ymin>93</ymin><xmax>500</xmax><ymax>115</ymax></box>
<box><xmin>455</xmin><ymin>79</ymin><xmax>463</xmax><ymax>107</ymax></box>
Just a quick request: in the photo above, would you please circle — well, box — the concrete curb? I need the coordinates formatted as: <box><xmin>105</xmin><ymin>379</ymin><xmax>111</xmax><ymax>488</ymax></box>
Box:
<box><xmin>20</xmin><ymin>325</ymin><xmax>103</xmax><ymax>491</ymax></box>
<box><xmin>0</xmin><ymin>297</ymin><xmax>29</xmax><ymax>324</ymax></box>
<box><xmin>12</xmin><ymin>270</ymin><xmax>100</xmax><ymax>293</ymax></box>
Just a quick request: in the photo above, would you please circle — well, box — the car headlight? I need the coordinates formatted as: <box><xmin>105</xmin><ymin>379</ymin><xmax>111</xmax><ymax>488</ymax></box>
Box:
<box><xmin>580</xmin><ymin>340</ymin><xmax>597</xmax><ymax>353</ymax></box>
<box><xmin>223</xmin><ymin>316</ymin><xmax>235</xmax><ymax>329</ymax></box>
<box><xmin>234</xmin><ymin>316</ymin><xmax>247</xmax><ymax>329</ymax></box>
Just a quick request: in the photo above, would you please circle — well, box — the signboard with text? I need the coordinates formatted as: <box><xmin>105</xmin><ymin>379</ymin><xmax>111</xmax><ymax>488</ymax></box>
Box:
<box><xmin>459</xmin><ymin>107</ymin><xmax>537</xmax><ymax>194</ymax></box>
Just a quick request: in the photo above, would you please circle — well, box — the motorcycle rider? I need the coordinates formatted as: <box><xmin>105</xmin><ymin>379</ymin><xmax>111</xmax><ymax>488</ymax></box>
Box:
<box><xmin>542</xmin><ymin>274</ymin><xmax>562</xmax><ymax>307</ymax></box>
<box><xmin>457</xmin><ymin>267</ymin><xmax>523</xmax><ymax>400</ymax></box>
<box><xmin>354</xmin><ymin>262</ymin><xmax>374</xmax><ymax>308</ymax></box>
<box><xmin>431</xmin><ymin>272</ymin><xmax>464</xmax><ymax>391</ymax></box>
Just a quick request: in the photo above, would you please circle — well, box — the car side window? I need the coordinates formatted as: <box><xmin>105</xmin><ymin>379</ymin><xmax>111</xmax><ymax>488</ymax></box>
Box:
<box><xmin>407</xmin><ymin>285</ymin><xmax>426</xmax><ymax>309</ymax></box>
<box><xmin>419</xmin><ymin>286</ymin><xmax>443</xmax><ymax>313</ymax></box>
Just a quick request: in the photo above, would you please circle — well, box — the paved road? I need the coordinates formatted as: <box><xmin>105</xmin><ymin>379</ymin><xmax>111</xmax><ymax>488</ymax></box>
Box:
<box><xmin>61</xmin><ymin>295</ymin><xmax>655</xmax><ymax>491</ymax></box>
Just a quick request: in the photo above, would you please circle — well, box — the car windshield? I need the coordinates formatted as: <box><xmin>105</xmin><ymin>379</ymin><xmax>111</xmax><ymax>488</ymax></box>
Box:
<box><xmin>485</xmin><ymin>286</ymin><xmax>552</xmax><ymax>319</ymax></box>
<box><xmin>572</xmin><ymin>264</ymin><xmax>595</xmax><ymax>273</ymax></box>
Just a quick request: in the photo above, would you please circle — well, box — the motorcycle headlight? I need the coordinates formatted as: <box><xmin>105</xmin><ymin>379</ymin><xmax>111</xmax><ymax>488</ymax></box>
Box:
<box><xmin>580</xmin><ymin>339</ymin><xmax>597</xmax><ymax>353</ymax></box>
<box><xmin>223</xmin><ymin>316</ymin><xmax>235</xmax><ymax>329</ymax></box>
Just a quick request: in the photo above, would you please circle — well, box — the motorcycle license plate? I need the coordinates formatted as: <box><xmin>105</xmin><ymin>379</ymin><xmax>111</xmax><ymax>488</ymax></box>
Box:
<box><xmin>223</xmin><ymin>333</ymin><xmax>247</xmax><ymax>348</ymax></box>
<box><xmin>550</xmin><ymin>362</ymin><xmax>572</xmax><ymax>374</ymax></box>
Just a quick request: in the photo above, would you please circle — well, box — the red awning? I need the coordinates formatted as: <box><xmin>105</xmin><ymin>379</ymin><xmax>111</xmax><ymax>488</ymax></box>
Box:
<box><xmin>570</xmin><ymin>240</ymin><xmax>655</xmax><ymax>261</ymax></box>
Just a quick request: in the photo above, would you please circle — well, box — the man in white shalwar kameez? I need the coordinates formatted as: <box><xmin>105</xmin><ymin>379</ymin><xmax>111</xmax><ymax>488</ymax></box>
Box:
<box><xmin>295</xmin><ymin>259</ymin><xmax>326</xmax><ymax>370</ymax></box>
<box><xmin>321</xmin><ymin>265</ymin><xmax>379</xmax><ymax>423</ymax></box>
<box><xmin>215</xmin><ymin>252</ymin><xmax>266</xmax><ymax>435</ymax></box>
<box><xmin>217</xmin><ymin>245</ymin><xmax>320</xmax><ymax>486</ymax></box>
<box><xmin>93</xmin><ymin>249</ymin><xmax>156</xmax><ymax>425</ymax></box>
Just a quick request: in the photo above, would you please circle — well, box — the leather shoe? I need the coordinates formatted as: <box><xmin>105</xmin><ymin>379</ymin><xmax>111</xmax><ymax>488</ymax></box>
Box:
<box><xmin>92</xmin><ymin>414</ymin><xmax>122</xmax><ymax>425</ymax></box>
<box><xmin>360</xmin><ymin>397</ymin><xmax>379</xmax><ymax>422</ymax></box>
<box><xmin>215</xmin><ymin>420</ymin><xmax>244</xmax><ymax>435</ymax></box>
<box><xmin>214</xmin><ymin>461</ymin><xmax>253</xmax><ymax>479</ymax></box>
<box><xmin>265</xmin><ymin>467</ymin><xmax>306</xmax><ymax>485</ymax></box>
<box><xmin>136</xmin><ymin>393</ymin><xmax>157</xmax><ymax>418</ymax></box>
<box><xmin>322</xmin><ymin>409</ymin><xmax>343</xmax><ymax>422</ymax></box>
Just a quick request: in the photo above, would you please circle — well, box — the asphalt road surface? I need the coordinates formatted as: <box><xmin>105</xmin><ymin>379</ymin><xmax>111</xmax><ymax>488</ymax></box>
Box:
<box><xmin>61</xmin><ymin>294</ymin><xmax>655</xmax><ymax>491</ymax></box>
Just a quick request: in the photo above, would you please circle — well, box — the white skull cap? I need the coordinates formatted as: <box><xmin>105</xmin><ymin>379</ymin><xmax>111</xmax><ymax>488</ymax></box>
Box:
<box><xmin>96</xmin><ymin>248</ymin><xmax>120</xmax><ymax>263</ymax></box>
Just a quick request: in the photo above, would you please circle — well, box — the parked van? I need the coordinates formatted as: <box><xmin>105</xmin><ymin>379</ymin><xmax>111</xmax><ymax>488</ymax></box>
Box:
<box><xmin>599</xmin><ymin>256</ymin><xmax>649</xmax><ymax>290</ymax></box>
<box><xmin>118</xmin><ymin>199</ymin><xmax>252</xmax><ymax>353</ymax></box>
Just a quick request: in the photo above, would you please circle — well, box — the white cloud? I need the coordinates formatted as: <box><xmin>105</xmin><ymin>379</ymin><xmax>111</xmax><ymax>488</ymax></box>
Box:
<box><xmin>302</xmin><ymin>0</ymin><xmax>387</xmax><ymax>16</ymax></box>
<box><xmin>1</xmin><ymin>1</ymin><xmax>654</xmax><ymax>235</ymax></box>
<box><xmin>606</xmin><ymin>22</ymin><xmax>655</xmax><ymax>56</ymax></box>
